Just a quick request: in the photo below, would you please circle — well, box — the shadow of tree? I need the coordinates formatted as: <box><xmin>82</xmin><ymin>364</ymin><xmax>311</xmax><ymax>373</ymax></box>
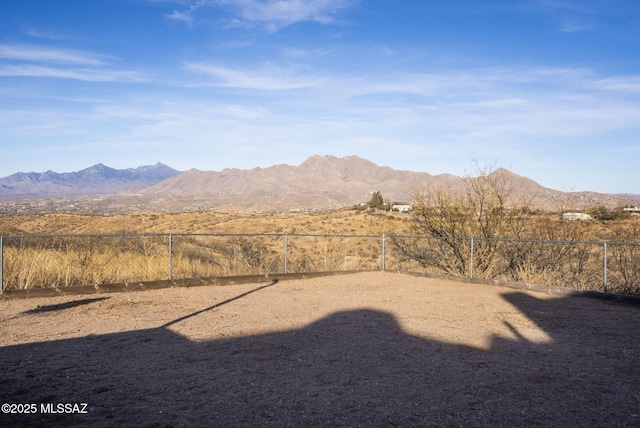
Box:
<box><xmin>1</xmin><ymin>289</ymin><xmax>639</xmax><ymax>427</ymax></box>
<box><xmin>161</xmin><ymin>280</ymin><xmax>278</xmax><ymax>329</ymax></box>
<box><xmin>21</xmin><ymin>297</ymin><xmax>110</xmax><ymax>314</ymax></box>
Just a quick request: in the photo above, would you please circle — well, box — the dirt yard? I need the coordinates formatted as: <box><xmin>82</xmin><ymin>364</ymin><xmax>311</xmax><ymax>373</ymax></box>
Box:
<box><xmin>1</xmin><ymin>271</ymin><xmax>639</xmax><ymax>427</ymax></box>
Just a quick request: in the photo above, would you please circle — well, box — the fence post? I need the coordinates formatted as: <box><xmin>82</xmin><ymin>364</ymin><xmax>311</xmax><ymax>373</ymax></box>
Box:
<box><xmin>284</xmin><ymin>234</ymin><xmax>288</xmax><ymax>274</ymax></box>
<box><xmin>603</xmin><ymin>242</ymin><xmax>607</xmax><ymax>294</ymax></box>
<box><xmin>0</xmin><ymin>236</ymin><xmax>3</xmax><ymax>294</ymax></box>
<box><xmin>168</xmin><ymin>234</ymin><xmax>173</xmax><ymax>281</ymax></box>
<box><xmin>470</xmin><ymin>238</ymin><xmax>474</xmax><ymax>279</ymax></box>
<box><xmin>381</xmin><ymin>233</ymin><xmax>386</xmax><ymax>271</ymax></box>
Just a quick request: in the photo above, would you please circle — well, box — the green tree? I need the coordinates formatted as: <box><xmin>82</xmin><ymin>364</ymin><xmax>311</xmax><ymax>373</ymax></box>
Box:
<box><xmin>368</xmin><ymin>191</ymin><xmax>385</xmax><ymax>209</ymax></box>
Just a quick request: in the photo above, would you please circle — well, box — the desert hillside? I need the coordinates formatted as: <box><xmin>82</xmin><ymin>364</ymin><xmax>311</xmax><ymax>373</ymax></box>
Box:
<box><xmin>1</xmin><ymin>155</ymin><xmax>638</xmax><ymax>214</ymax></box>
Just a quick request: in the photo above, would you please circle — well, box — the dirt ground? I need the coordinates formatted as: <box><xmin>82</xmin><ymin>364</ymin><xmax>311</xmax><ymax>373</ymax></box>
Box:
<box><xmin>1</xmin><ymin>271</ymin><xmax>639</xmax><ymax>427</ymax></box>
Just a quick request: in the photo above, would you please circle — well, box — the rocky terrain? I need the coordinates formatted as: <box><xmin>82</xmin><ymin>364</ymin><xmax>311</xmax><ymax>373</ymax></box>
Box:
<box><xmin>0</xmin><ymin>155</ymin><xmax>637</xmax><ymax>214</ymax></box>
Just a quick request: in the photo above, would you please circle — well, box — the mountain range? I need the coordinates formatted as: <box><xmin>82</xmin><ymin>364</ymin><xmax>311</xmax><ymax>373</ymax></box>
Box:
<box><xmin>0</xmin><ymin>155</ymin><xmax>638</xmax><ymax>214</ymax></box>
<box><xmin>0</xmin><ymin>163</ymin><xmax>180</xmax><ymax>196</ymax></box>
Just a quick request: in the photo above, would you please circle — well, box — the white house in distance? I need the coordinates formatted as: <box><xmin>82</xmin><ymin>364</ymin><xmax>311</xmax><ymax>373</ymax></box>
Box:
<box><xmin>392</xmin><ymin>204</ymin><xmax>413</xmax><ymax>212</ymax></box>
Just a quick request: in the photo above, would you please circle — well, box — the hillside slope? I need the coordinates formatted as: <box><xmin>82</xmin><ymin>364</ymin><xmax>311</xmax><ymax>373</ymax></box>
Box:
<box><xmin>1</xmin><ymin>155</ymin><xmax>638</xmax><ymax>214</ymax></box>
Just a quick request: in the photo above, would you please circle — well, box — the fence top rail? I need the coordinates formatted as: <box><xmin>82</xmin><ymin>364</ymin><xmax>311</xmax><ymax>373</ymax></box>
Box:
<box><xmin>0</xmin><ymin>232</ymin><xmax>383</xmax><ymax>239</ymax></box>
<box><xmin>172</xmin><ymin>233</ymin><xmax>383</xmax><ymax>239</ymax></box>
<box><xmin>0</xmin><ymin>232</ymin><xmax>637</xmax><ymax>246</ymax></box>
<box><xmin>0</xmin><ymin>233</ymin><xmax>170</xmax><ymax>239</ymax></box>
<box><xmin>389</xmin><ymin>234</ymin><xmax>640</xmax><ymax>247</ymax></box>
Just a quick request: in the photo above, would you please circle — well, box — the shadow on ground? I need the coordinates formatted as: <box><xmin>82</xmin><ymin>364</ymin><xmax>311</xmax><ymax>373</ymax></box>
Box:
<box><xmin>1</xmin><ymin>285</ymin><xmax>639</xmax><ymax>427</ymax></box>
<box><xmin>21</xmin><ymin>297</ymin><xmax>110</xmax><ymax>314</ymax></box>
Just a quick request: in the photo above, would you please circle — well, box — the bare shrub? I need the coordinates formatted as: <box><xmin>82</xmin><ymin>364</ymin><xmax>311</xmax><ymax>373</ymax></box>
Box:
<box><xmin>607</xmin><ymin>219</ymin><xmax>640</xmax><ymax>294</ymax></box>
<box><xmin>394</xmin><ymin>164</ymin><xmax>532</xmax><ymax>278</ymax></box>
<box><xmin>391</xmin><ymin>164</ymin><xmax>619</xmax><ymax>292</ymax></box>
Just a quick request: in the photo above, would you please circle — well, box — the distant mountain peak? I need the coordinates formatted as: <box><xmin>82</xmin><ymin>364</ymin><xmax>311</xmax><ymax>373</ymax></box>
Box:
<box><xmin>0</xmin><ymin>163</ymin><xmax>180</xmax><ymax>197</ymax></box>
<box><xmin>300</xmin><ymin>154</ymin><xmax>335</xmax><ymax>166</ymax></box>
<box><xmin>299</xmin><ymin>154</ymin><xmax>375</xmax><ymax>169</ymax></box>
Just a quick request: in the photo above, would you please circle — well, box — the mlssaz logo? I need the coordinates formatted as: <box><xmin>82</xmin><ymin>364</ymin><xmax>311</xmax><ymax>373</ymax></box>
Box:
<box><xmin>40</xmin><ymin>403</ymin><xmax>89</xmax><ymax>414</ymax></box>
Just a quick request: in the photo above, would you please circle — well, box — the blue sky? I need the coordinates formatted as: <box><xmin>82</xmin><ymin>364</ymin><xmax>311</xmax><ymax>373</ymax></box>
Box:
<box><xmin>1</xmin><ymin>0</ymin><xmax>639</xmax><ymax>194</ymax></box>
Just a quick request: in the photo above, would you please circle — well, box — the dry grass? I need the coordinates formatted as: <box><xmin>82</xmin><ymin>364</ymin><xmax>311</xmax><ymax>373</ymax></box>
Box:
<box><xmin>0</xmin><ymin>209</ymin><xmax>401</xmax><ymax>289</ymax></box>
<box><xmin>2</xmin><ymin>242</ymin><xmax>170</xmax><ymax>289</ymax></box>
<box><xmin>0</xmin><ymin>208</ymin><xmax>410</xmax><ymax>236</ymax></box>
<box><xmin>1</xmin><ymin>209</ymin><xmax>639</xmax><ymax>293</ymax></box>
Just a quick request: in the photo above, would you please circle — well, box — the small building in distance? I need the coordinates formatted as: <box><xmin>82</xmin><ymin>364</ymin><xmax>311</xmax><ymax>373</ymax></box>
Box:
<box><xmin>392</xmin><ymin>204</ymin><xmax>413</xmax><ymax>212</ymax></box>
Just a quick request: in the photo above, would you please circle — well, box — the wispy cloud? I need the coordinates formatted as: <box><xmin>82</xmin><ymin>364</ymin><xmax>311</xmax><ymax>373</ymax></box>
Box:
<box><xmin>0</xmin><ymin>65</ymin><xmax>146</xmax><ymax>82</ymax></box>
<box><xmin>156</xmin><ymin>62</ymin><xmax>640</xmax><ymax>152</ymax></box>
<box><xmin>590</xmin><ymin>76</ymin><xmax>640</xmax><ymax>93</ymax></box>
<box><xmin>228</xmin><ymin>0</ymin><xmax>352</xmax><ymax>25</ymax></box>
<box><xmin>183</xmin><ymin>62</ymin><xmax>320</xmax><ymax>89</ymax></box>
<box><xmin>167</xmin><ymin>0</ymin><xmax>353</xmax><ymax>31</ymax></box>
<box><xmin>0</xmin><ymin>43</ymin><xmax>146</xmax><ymax>82</ymax></box>
<box><xmin>0</xmin><ymin>44</ymin><xmax>107</xmax><ymax>65</ymax></box>
<box><xmin>21</xmin><ymin>27</ymin><xmax>71</xmax><ymax>41</ymax></box>
<box><xmin>166</xmin><ymin>0</ymin><xmax>209</xmax><ymax>25</ymax></box>
<box><xmin>559</xmin><ymin>18</ymin><xmax>594</xmax><ymax>33</ymax></box>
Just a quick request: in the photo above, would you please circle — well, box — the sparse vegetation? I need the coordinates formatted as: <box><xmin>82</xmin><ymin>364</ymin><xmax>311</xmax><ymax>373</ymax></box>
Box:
<box><xmin>0</xmin><ymin>210</ymin><xmax>394</xmax><ymax>290</ymax></box>
<box><xmin>587</xmin><ymin>205</ymin><xmax>631</xmax><ymax>222</ymax></box>
<box><xmin>393</xmin><ymin>164</ymin><xmax>534</xmax><ymax>278</ymax></box>
<box><xmin>391</xmin><ymin>164</ymin><xmax>640</xmax><ymax>294</ymax></box>
<box><xmin>1</xmin><ymin>197</ymin><xmax>639</xmax><ymax>294</ymax></box>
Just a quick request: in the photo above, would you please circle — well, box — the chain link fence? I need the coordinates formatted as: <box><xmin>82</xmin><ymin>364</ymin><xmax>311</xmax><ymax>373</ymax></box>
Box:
<box><xmin>1</xmin><ymin>233</ymin><xmax>638</xmax><ymax>295</ymax></box>
<box><xmin>390</xmin><ymin>235</ymin><xmax>640</xmax><ymax>295</ymax></box>
<box><xmin>0</xmin><ymin>233</ymin><xmax>383</xmax><ymax>291</ymax></box>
